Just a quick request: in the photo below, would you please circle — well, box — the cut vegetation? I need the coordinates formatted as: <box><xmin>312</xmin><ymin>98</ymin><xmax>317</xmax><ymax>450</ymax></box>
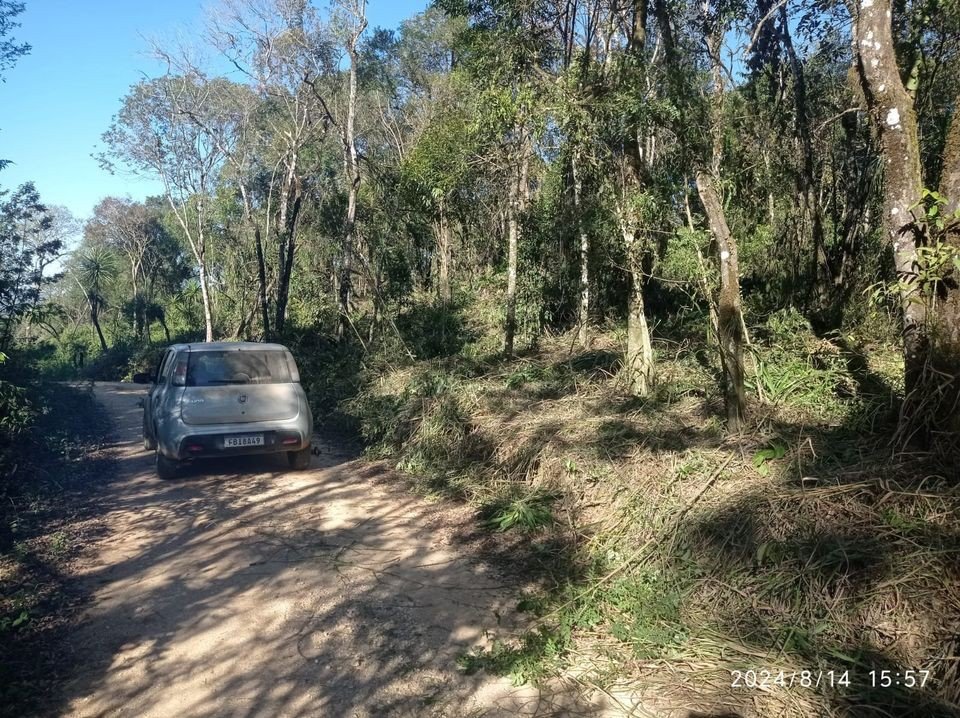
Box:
<box><xmin>345</xmin><ymin>301</ymin><xmax>960</xmax><ymax>717</ymax></box>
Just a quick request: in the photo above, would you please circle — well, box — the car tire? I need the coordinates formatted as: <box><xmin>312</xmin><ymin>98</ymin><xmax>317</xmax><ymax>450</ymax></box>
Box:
<box><xmin>143</xmin><ymin>419</ymin><xmax>157</xmax><ymax>451</ymax></box>
<box><xmin>287</xmin><ymin>446</ymin><xmax>311</xmax><ymax>471</ymax></box>
<box><xmin>156</xmin><ymin>450</ymin><xmax>179</xmax><ymax>480</ymax></box>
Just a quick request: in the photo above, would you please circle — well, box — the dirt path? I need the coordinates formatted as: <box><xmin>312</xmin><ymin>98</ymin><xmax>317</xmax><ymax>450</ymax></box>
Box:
<box><xmin>54</xmin><ymin>382</ymin><xmax>608</xmax><ymax>717</ymax></box>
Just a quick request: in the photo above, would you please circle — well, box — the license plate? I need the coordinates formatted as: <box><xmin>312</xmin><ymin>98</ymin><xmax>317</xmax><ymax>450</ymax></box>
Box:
<box><xmin>224</xmin><ymin>434</ymin><xmax>264</xmax><ymax>448</ymax></box>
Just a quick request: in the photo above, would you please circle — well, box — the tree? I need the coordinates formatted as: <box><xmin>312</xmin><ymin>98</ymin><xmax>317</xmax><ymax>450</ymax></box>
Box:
<box><xmin>0</xmin><ymin>1</ymin><xmax>30</xmax><ymax>170</ymax></box>
<box><xmin>391</xmin><ymin>10</ymin><xmax>472</xmax><ymax>306</ymax></box>
<box><xmin>0</xmin><ymin>183</ymin><xmax>60</xmax><ymax>349</ymax></box>
<box><xmin>696</xmin><ymin>1</ymin><xmax>748</xmax><ymax>432</ymax></box>
<box><xmin>606</xmin><ymin>0</ymin><xmax>662</xmax><ymax>397</ymax></box>
<box><xmin>72</xmin><ymin>245</ymin><xmax>119</xmax><ymax>352</ymax></box>
<box><xmin>205</xmin><ymin>0</ymin><xmax>337</xmax><ymax>336</ymax></box>
<box><xmin>87</xmin><ymin>198</ymin><xmax>155</xmax><ymax>304</ymax></box>
<box><xmin>100</xmin><ymin>77</ymin><xmax>229</xmax><ymax>342</ymax></box>
<box><xmin>848</xmin><ymin>0</ymin><xmax>960</xmax><ymax>441</ymax></box>
<box><xmin>331</xmin><ymin>0</ymin><xmax>368</xmax><ymax>340</ymax></box>
<box><xmin>0</xmin><ymin>0</ymin><xmax>28</xmax><ymax>81</ymax></box>
<box><xmin>84</xmin><ymin>197</ymin><xmax>182</xmax><ymax>342</ymax></box>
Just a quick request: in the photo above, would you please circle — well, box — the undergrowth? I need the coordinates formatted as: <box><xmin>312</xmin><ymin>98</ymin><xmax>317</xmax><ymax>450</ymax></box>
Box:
<box><xmin>0</xmin><ymin>373</ymin><xmax>113</xmax><ymax>717</ymax></box>
<box><xmin>334</xmin><ymin>303</ymin><xmax>960</xmax><ymax>716</ymax></box>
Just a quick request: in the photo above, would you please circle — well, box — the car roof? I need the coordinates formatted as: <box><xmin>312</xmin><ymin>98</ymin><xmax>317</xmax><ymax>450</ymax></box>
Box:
<box><xmin>169</xmin><ymin>342</ymin><xmax>291</xmax><ymax>352</ymax></box>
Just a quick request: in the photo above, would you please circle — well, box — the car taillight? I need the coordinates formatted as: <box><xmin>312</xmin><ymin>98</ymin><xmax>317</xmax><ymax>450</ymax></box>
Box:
<box><xmin>172</xmin><ymin>358</ymin><xmax>188</xmax><ymax>387</ymax></box>
<box><xmin>281</xmin><ymin>437</ymin><xmax>299</xmax><ymax>445</ymax></box>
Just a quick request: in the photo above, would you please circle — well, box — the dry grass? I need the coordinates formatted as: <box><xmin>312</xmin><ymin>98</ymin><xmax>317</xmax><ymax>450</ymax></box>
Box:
<box><xmin>348</xmin><ymin>326</ymin><xmax>960</xmax><ymax>716</ymax></box>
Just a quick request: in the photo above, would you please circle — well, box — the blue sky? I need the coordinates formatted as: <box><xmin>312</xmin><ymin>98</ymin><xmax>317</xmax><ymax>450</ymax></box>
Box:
<box><xmin>0</xmin><ymin>0</ymin><xmax>427</xmax><ymax>231</ymax></box>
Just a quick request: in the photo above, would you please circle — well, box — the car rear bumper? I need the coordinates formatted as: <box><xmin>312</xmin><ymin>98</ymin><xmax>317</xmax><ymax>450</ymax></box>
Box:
<box><xmin>177</xmin><ymin>429</ymin><xmax>309</xmax><ymax>460</ymax></box>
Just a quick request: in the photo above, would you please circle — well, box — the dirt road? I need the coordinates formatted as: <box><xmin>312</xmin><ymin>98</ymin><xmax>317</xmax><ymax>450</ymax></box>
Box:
<box><xmin>57</xmin><ymin>383</ymin><xmax>607</xmax><ymax>717</ymax></box>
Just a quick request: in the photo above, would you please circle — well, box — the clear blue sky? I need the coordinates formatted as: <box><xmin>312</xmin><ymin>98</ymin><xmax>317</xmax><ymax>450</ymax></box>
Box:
<box><xmin>0</xmin><ymin>0</ymin><xmax>427</xmax><ymax>228</ymax></box>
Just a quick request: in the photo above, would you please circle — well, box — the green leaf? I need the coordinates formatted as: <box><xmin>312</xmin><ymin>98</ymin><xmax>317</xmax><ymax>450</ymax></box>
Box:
<box><xmin>756</xmin><ymin>542</ymin><xmax>769</xmax><ymax>563</ymax></box>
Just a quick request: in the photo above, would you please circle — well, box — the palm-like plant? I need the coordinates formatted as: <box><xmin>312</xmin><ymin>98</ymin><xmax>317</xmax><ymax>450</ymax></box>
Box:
<box><xmin>73</xmin><ymin>246</ymin><xmax>119</xmax><ymax>352</ymax></box>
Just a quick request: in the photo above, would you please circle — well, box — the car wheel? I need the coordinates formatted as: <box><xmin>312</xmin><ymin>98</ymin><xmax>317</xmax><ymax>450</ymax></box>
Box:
<box><xmin>287</xmin><ymin>446</ymin><xmax>311</xmax><ymax>471</ymax></box>
<box><xmin>156</xmin><ymin>450</ymin><xmax>179</xmax><ymax>480</ymax></box>
<box><xmin>143</xmin><ymin>419</ymin><xmax>157</xmax><ymax>451</ymax></box>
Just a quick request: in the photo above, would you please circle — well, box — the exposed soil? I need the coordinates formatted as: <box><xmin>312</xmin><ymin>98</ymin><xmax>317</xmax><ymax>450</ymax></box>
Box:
<box><xmin>42</xmin><ymin>382</ymin><xmax>612</xmax><ymax>717</ymax></box>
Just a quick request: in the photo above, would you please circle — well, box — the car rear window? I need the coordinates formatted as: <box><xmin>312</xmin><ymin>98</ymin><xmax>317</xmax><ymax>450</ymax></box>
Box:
<box><xmin>186</xmin><ymin>350</ymin><xmax>292</xmax><ymax>387</ymax></box>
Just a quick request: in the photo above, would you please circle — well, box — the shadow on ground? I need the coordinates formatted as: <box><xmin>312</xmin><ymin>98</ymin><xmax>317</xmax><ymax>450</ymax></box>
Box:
<box><xmin>42</xmin><ymin>383</ymin><xmax>610</xmax><ymax>718</ymax></box>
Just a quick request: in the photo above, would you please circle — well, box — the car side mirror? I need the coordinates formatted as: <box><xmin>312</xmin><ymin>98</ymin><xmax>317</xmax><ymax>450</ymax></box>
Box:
<box><xmin>132</xmin><ymin>372</ymin><xmax>155</xmax><ymax>385</ymax></box>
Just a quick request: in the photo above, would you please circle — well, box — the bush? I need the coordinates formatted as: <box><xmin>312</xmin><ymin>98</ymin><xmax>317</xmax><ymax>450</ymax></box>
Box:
<box><xmin>750</xmin><ymin>309</ymin><xmax>858</xmax><ymax>419</ymax></box>
<box><xmin>79</xmin><ymin>343</ymin><xmax>137</xmax><ymax>381</ymax></box>
<box><xmin>280</xmin><ymin>325</ymin><xmax>365</xmax><ymax>431</ymax></box>
<box><xmin>395</xmin><ymin>300</ymin><xmax>476</xmax><ymax>359</ymax></box>
<box><xmin>0</xmin><ymin>374</ymin><xmax>33</xmax><ymax>481</ymax></box>
<box><xmin>348</xmin><ymin>366</ymin><xmax>488</xmax><ymax>493</ymax></box>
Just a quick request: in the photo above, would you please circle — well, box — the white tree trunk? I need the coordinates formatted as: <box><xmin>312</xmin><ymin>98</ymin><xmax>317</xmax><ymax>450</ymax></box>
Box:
<box><xmin>572</xmin><ymin>153</ymin><xmax>590</xmax><ymax>347</ymax></box>
<box><xmin>621</xmin><ymin>220</ymin><xmax>654</xmax><ymax>396</ymax></box>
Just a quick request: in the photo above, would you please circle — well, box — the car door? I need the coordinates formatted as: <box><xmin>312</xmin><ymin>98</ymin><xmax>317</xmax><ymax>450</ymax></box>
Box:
<box><xmin>152</xmin><ymin>349</ymin><xmax>188</xmax><ymax>450</ymax></box>
<box><xmin>144</xmin><ymin>349</ymin><xmax>171</xmax><ymax>440</ymax></box>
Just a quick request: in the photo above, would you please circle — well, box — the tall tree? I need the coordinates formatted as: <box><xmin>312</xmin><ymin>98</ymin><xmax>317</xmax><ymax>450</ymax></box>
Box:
<box><xmin>100</xmin><ymin>77</ymin><xmax>230</xmax><ymax>342</ymax></box>
<box><xmin>0</xmin><ymin>183</ymin><xmax>60</xmax><ymax>349</ymax></box>
<box><xmin>72</xmin><ymin>245</ymin><xmax>118</xmax><ymax>352</ymax></box>
<box><xmin>847</xmin><ymin>0</ymin><xmax>960</xmax><ymax>440</ymax></box>
<box><xmin>208</xmin><ymin>0</ymin><xmax>337</xmax><ymax>335</ymax></box>
<box><xmin>697</xmin><ymin>2</ymin><xmax>747</xmax><ymax>431</ymax></box>
<box><xmin>331</xmin><ymin>0</ymin><xmax>368</xmax><ymax>340</ymax></box>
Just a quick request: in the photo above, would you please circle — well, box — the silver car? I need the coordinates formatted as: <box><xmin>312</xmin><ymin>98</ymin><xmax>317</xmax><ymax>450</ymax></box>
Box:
<box><xmin>135</xmin><ymin>342</ymin><xmax>313</xmax><ymax>479</ymax></box>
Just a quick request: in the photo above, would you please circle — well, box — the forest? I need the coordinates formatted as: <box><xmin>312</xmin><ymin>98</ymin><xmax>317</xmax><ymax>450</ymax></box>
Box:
<box><xmin>2</xmin><ymin>0</ymin><xmax>960</xmax><ymax>714</ymax></box>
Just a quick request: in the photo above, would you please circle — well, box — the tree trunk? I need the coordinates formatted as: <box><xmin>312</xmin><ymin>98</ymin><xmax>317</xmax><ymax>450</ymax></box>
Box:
<box><xmin>196</xmin><ymin>197</ymin><xmax>215</xmax><ymax>343</ymax></box>
<box><xmin>849</xmin><ymin>0</ymin><xmax>925</xmax><ymax>389</ymax></box>
<box><xmin>197</xmin><ymin>257</ymin><xmax>215</xmax><ymax>343</ymax></box>
<box><xmin>275</xmin><ymin>191</ymin><xmax>302</xmax><ymax>334</ymax></box>
<box><xmin>942</xmin><ymin>96</ymin><xmax>960</xmax><ymax>215</ymax></box>
<box><xmin>337</xmin><ymin>10</ymin><xmax>367</xmax><ymax>342</ymax></box>
<box><xmin>504</xmin><ymin>143</ymin><xmax>529</xmax><ymax>356</ymax></box>
<box><xmin>622</xmin><ymin>221</ymin><xmax>654</xmax><ymax>396</ymax></box>
<box><xmin>697</xmin><ymin>173</ymin><xmax>746</xmax><ymax>431</ymax></box>
<box><xmin>339</xmin><ymin>184</ymin><xmax>357</xmax><ymax>341</ymax></box>
<box><xmin>779</xmin><ymin>3</ymin><xmax>832</xmax><ymax>313</ymax></box>
<box><xmin>436</xmin><ymin>201</ymin><xmax>452</xmax><ymax>305</ymax></box>
<box><xmin>572</xmin><ymin>153</ymin><xmax>590</xmax><ymax>347</ymax></box>
<box><xmin>238</xmin><ymin>185</ymin><xmax>270</xmax><ymax>341</ymax></box>
<box><xmin>254</xmin><ymin>225</ymin><xmax>270</xmax><ymax>340</ymax></box>
<box><xmin>89</xmin><ymin>303</ymin><xmax>108</xmax><ymax>352</ymax></box>
<box><xmin>696</xmin><ymin>20</ymin><xmax>747</xmax><ymax>432</ymax></box>
<box><xmin>615</xmin><ymin>0</ymin><xmax>657</xmax><ymax>394</ymax></box>
<box><xmin>164</xmin><ymin>191</ymin><xmax>214</xmax><ymax>343</ymax></box>
<box><xmin>937</xmin><ymin>95</ymin><xmax>960</xmax><ymax>356</ymax></box>
<box><xmin>504</xmin><ymin>162</ymin><xmax>520</xmax><ymax>356</ymax></box>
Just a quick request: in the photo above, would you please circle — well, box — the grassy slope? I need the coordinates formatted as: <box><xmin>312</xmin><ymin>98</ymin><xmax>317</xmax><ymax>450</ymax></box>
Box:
<box><xmin>344</xmin><ymin>308</ymin><xmax>960</xmax><ymax>717</ymax></box>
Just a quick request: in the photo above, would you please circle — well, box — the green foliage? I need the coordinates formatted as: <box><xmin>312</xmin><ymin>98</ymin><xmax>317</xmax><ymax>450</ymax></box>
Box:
<box><xmin>458</xmin><ymin>627</ymin><xmax>569</xmax><ymax>686</ymax></box>
<box><xmin>0</xmin><ymin>183</ymin><xmax>60</xmax><ymax>347</ymax></box>
<box><xmin>0</xmin><ymin>1</ymin><xmax>29</xmax><ymax>85</ymax></box>
<box><xmin>603</xmin><ymin>571</ymin><xmax>688</xmax><ymax>658</ymax></box>
<box><xmin>481</xmin><ymin>492</ymin><xmax>555</xmax><ymax>532</ymax></box>
<box><xmin>281</xmin><ymin>326</ymin><xmax>365</xmax><ymax>428</ymax></box>
<box><xmin>752</xmin><ymin>440</ymin><xmax>787</xmax><ymax>477</ymax></box>
<box><xmin>395</xmin><ymin>300</ymin><xmax>475</xmax><ymax>359</ymax></box>
<box><xmin>751</xmin><ymin>310</ymin><xmax>857</xmax><ymax>417</ymax></box>
<box><xmin>0</xmin><ymin>376</ymin><xmax>32</xmax><ymax>476</ymax></box>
